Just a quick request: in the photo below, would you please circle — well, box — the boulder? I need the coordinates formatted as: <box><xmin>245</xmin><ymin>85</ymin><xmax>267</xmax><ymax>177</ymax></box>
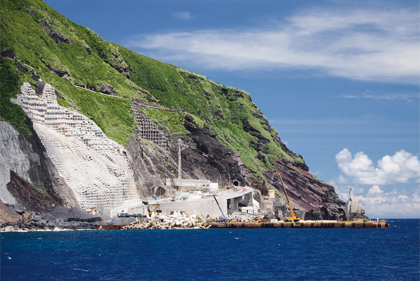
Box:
<box><xmin>99</xmin><ymin>83</ymin><xmax>113</xmax><ymax>94</ymax></box>
<box><xmin>8</xmin><ymin>203</ymin><xmax>26</xmax><ymax>215</ymax></box>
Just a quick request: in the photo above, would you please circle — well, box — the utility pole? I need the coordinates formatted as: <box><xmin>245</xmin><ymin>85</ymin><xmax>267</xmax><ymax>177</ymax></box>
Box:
<box><xmin>178</xmin><ymin>138</ymin><xmax>182</xmax><ymax>186</ymax></box>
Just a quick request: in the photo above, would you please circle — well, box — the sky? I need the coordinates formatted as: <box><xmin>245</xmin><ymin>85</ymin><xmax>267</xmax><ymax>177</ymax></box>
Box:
<box><xmin>43</xmin><ymin>0</ymin><xmax>419</xmax><ymax>218</ymax></box>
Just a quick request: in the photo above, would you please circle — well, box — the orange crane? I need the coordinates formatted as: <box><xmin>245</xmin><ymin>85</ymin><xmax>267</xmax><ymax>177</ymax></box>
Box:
<box><xmin>277</xmin><ymin>173</ymin><xmax>300</xmax><ymax>222</ymax></box>
<box><xmin>149</xmin><ymin>203</ymin><xmax>160</xmax><ymax>215</ymax></box>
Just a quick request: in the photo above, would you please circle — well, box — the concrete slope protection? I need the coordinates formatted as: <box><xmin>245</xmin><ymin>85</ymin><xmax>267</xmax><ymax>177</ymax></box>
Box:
<box><xmin>13</xmin><ymin>83</ymin><xmax>138</xmax><ymax>210</ymax></box>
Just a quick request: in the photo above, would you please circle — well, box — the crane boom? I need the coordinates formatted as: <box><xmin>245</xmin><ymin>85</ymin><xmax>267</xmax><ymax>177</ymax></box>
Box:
<box><xmin>213</xmin><ymin>196</ymin><xmax>227</xmax><ymax>222</ymax></box>
<box><xmin>149</xmin><ymin>203</ymin><xmax>160</xmax><ymax>215</ymax></box>
<box><xmin>278</xmin><ymin>173</ymin><xmax>300</xmax><ymax>222</ymax></box>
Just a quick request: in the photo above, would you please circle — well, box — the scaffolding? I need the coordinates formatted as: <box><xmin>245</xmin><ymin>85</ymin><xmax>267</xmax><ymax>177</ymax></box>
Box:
<box><xmin>17</xmin><ymin>82</ymin><xmax>138</xmax><ymax>209</ymax></box>
<box><xmin>130</xmin><ymin>103</ymin><xmax>169</xmax><ymax>150</ymax></box>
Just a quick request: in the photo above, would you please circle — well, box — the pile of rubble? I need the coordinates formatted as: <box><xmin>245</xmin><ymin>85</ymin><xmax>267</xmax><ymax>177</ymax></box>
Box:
<box><xmin>121</xmin><ymin>211</ymin><xmax>270</xmax><ymax>230</ymax></box>
<box><xmin>223</xmin><ymin>212</ymin><xmax>265</xmax><ymax>223</ymax></box>
<box><xmin>123</xmin><ymin>211</ymin><xmax>211</xmax><ymax>230</ymax></box>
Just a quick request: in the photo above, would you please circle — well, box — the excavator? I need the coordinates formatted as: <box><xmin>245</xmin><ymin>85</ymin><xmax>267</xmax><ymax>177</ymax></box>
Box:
<box><xmin>277</xmin><ymin>173</ymin><xmax>300</xmax><ymax>222</ymax></box>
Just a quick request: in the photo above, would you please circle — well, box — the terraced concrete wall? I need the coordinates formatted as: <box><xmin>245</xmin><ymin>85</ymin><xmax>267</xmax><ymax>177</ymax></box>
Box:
<box><xmin>15</xmin><ymin>83</ymin><xmax>138</xmax><ymax>209</ymax></box>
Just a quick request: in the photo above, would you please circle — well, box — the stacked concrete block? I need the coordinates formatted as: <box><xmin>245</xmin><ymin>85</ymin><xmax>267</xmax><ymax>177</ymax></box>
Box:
<box><xmin>16</xmin><ymin>83</ymin><xmax>138</xmax><ymax>209</ymax></box>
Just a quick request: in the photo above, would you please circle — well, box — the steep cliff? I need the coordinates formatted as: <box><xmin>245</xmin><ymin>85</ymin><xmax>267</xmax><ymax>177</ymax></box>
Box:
<box><xmin>0</xmin><ymin>0</ymin><xmax>347</xmax><ymax>220</ymax></box>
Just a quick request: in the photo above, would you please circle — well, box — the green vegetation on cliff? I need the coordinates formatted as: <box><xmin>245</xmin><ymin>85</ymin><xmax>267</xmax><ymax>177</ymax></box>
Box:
<box><xmin>0</xmin><ymin>0</ymin><xmax>305</xmax><ymax>187</ymax></box>
<box><xmin>0</xmin><ymin>57</ymin><xmax>32</xmax><ymax>135</ymax></box>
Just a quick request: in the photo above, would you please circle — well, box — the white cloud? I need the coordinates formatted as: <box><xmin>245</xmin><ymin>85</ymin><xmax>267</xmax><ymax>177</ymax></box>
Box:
<box><xmin>413</xmin><ymin>192</ymin><xmax>420</xmax><ymax>202</ymax></box>
<box><xmin>363</xmin><ymin>202</ymin><xmax>420</xmax><ymax>218</ymax></box>
<box><xmin>338</xmin><ymin>185</ymin><xmax>420</xmax><ymax>218</ymax></box>
<box><xmin>128</xmin><ymin>9</ymin><xmax>419</xmax><ymax>83</ymax></box>
<box><xmin>172</xmin><ymin>12</ymin><xmax>193</xmax><ymax>20</ymax></box>
<box><xmin>311</xmin><ymin>170</ymin><xmax>321</xmax><ymax>176</ymax></box>
<box><xmin>336</xmin><ymin>149</ymin><xmax>420</xmax><ymax>185</ymax></box>
<box><xmin>368</xmin><ymin>185</ymin><xmax>383</xmax><ymax>195</ymax></box>
<box><xmin>342</xmin><ymin>91</ymin><xmax>415</xmax><ymax>102</ymax></box>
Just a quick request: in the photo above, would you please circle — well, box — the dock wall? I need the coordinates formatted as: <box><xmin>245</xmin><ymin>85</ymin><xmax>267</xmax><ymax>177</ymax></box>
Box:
<box><xmin>210</xmin><ymin>221</ymin><xmax>389</xmax><ymax>229</ymax></box>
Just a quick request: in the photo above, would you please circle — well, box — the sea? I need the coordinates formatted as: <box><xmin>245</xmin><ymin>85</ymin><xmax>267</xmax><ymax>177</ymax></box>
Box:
<box><xmin>1</xmin><ymin>219</ymin><xmax>419</xmax><ymax>280</ymax></box>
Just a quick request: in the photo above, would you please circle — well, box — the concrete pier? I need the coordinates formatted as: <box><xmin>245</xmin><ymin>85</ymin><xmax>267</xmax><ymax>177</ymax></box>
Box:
<box><xmin>210</xmin><ymin>221</ymin><xmax>390</xmax><ymax>229</ymax></box>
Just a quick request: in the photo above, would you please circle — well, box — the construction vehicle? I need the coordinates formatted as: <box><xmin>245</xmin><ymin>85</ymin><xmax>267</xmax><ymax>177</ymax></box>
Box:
<box><xmin>149</xmin><ymin>203</ymin><xmax>160</xmax><ymax>215</ymax></box>
<box><xmin>213</xmin><ymin>196</ymin><xmax>228</xmax><ymax>222</ymax></box>
<box><xmin>277</xmin><ymin>173</ymin><xmax>300</xmax><ymax>222</ymax></box>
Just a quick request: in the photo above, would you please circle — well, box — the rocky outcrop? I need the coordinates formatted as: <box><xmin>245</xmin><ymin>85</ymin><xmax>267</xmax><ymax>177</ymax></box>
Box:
<box><xmin>268</xmin><ymin>159</ymin><xmax>346</xmax><ymax>220</ymax></box>
<box><xmin>83</xmin><ymin>46</ymin><xmax>91</xmax><ymax>55</ymax></box>
<box><xmin>0</xmin><ymin>121</ymin><xmax>31</xmax><ymax>204</ymax></box>
<box><xmin>0</xmin><ymin>200</ymin><xmax>21</xmax><ymax>224</ymax></box>
<box><xmin>7</xmin><ymin>170</ymin><xmax>62</xmax><ymax>213</ymax></box>
<box><xmin>126</xmin><ymin>134</ymin><xmax>176</xmax><ymax>198</ymax></box>
<box><xmin>182</xmin><ymin>115</ymin><xmax>250</xmax><ymax>186</ymax></box>
<box><xmin>39</xmin><ymin>22</ymin><xmax>72</xmax><ymax>44</ymax></box>
<box><xmin>51</xmin><ymin>68</ymin><xmax>70</xmax><ymax>80</ymax></box>
<box><xmin>1</xmin><ymin>49</ymin><xmax>16</xmax><ymax>59</ymax></box>
<box><xmin>108</xmin><ymin>52</ymin><xmax>130</xmax><ymax>78</ymax></box>
<box><xmin>16</xmin><ymin>61</ymin><xmax>28</xmax><ymax>73</ymax></box>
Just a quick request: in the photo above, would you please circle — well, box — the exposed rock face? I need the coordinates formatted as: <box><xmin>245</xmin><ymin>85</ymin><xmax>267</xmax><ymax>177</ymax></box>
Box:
<box><xmin>50</xmin><ymin>31</ymin><xmax>73</xmax><ymax>44</ymax></box>
<box><xmin>86</xmin><ymin>84</ymin><xmax>97</xmax><ymax>92</ymax></box>
<box><xmin>16</xmin><ymin>61</ymin><xmax>28</xmax><ymax>73</ymax></box>
<box><xmin>126</xmin><ymin>135</ymin><xmax>176</xmax><ymax>198</ymax></box>
<box><xmin>39</xmin><ymin>22</ymin><xmax>73</xmax><ymax>44</ymax></box>
<box><xmin>83</xmin><ymin>46</ymin><xmax>91</xmax><ymax>55</ymax></box>
<box><xmin>0</xmin><ymin>200</ymin><xmax>21</xmax><ymax>224</ymax></box>
<box><xmin>1</xmin><ymin>49</ymin><xmax>15</xmax><ymax>59</ymax></box>
<box><xmin>51</xmin><ymin>68</ymin><xmax>70</xmax><ymax>80</ymax></box>
<box><xmin>346</xmin><ymin>198</ymin><xmax>368</xmax><ymax>221</ymax></box>
<box><xmin>182</xmin><ymin>115</ymin><xmax>250</xmax><ymax>186</ymax></box>
<box><xmin>268</xmin><ymin>159</ymin><xmax>346</xmax><ymax>220</ymax></box>
<box><xmin>0</xmin><ymin>121</ymin><xmax>31</xmax><ymax>204</ymax></box>
<box><xmin>108</xmin><ymin>52</ymin><xmax>130</xmax><ymax>78</ymax></box>
<box><xmin>7</xmin><ymin>170</ymin><xmax>62</xmax><ymax>213</ymax></box>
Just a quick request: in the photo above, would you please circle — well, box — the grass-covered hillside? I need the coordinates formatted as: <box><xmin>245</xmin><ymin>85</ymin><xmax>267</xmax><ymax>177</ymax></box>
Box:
<box><xmin>1</xmin><ymin>0</ymin><xmax>305</xmax><ymax>189</ymax></box>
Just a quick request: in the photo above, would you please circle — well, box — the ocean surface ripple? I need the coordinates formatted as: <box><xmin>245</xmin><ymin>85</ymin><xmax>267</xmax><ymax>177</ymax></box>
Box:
<box><xmin>1</xmin><ymin>219</ymin><xmax>419</xmax><ymax>280</ymax></box>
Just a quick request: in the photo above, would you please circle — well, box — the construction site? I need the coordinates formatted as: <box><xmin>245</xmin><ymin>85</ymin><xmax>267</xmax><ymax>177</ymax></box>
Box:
<box><xmin>13</xmin><ymin>82</ymin><xmax>388</xmax><ymax>230</ymax></box>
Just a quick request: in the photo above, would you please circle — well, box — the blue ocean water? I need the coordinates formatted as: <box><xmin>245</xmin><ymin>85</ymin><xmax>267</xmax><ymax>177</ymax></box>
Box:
<box><xmin>1</xmin><ymin>219</ymin><xmax>419</xmax><ymax>281</ymax></box>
